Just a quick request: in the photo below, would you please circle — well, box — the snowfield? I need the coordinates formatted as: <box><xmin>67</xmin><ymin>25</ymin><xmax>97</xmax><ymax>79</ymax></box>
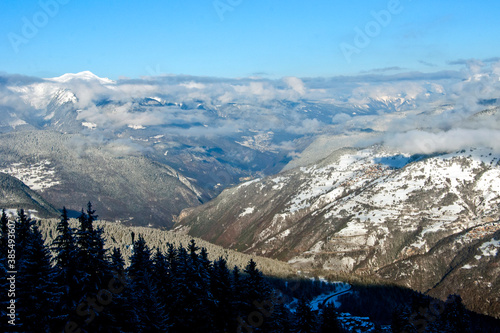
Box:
<box><xmin>0</xmin><ymin>160</ymin><xmax>61</xmax><ymax>191</ymax></box>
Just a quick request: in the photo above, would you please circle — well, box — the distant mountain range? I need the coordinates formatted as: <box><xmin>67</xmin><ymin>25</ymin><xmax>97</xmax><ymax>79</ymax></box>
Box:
<box><xmin>0</xmin><ymin>71</ymin><xmax>441</xmax><ymax>226</ymax></box>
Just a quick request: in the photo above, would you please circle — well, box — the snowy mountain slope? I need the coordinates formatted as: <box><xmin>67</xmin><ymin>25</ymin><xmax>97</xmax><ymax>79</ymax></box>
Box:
<box><xmin>176</xmin><ymin>146</ymin><xmax>500</xmax><ymax>317</ymax></box>
<box><xmin>376</xmin><ymin>223</ymin><xmax>500</xmax><ymax>318</ymax></box>
<box><xmin>0</xmin><ymin>160</ymin><xmax>61</xmax><ymax>191</ymax></box>
<box><xmin>0</xmin><ymin>131</ymin><xmax>205</xmax><ymax>227</ymax></box>
<box><xmin>0</xmin><ymin>172</ymin><xmax>59</xmax><ymax>218</ymax></box>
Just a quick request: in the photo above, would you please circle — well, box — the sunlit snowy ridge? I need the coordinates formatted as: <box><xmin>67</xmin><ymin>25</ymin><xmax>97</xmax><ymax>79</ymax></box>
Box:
<box><xmin>178</xmin><ymin>145</ymin><xmax>500</xmax><ymax>318</ymax></box>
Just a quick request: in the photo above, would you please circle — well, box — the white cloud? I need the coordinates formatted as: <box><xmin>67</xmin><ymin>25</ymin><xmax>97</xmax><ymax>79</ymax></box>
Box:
<box><xmin>287</xmin><ymin>118</ymin><xmax>323</xmax><ymax>135</ymax></box>
<box><xmin>3</xmin><ymin>60</ymin><xmax>500</xmax><ymax>156</ymax></box>
<box><xmin>180</xmin><ymin>81</ymin><xmax>206</xmax><ymax>89</ymax></box>
<box><xmin>283</xmin><ymin>76</ymin><xmax>306</xmax><ymax>95</ymax></box>
<box><xmin>384</xmin><ymin>128</ymin><xmax>500</xmax><ymax>154</ymax></box>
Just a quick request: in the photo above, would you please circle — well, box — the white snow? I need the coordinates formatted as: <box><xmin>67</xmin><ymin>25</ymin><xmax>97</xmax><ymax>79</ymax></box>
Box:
<box><xmin>271</xmin><ymin>176</ymin><xmax>289</xmax><ymax>190</ymax></box>
<box><xmin>128</xmin><ymin>124</ymin><xmax>146</xmax><ymax>130</ymax></box>
<box><xmin>149</xmin><ymin>96</ymin><xmax>164</xmax><ymax>103</ymax></box>
<box><xmin>0</xmin><ymin>160</ymin><xmax>61</xmax><ymax>191</ymax></box>
<box><xmin>82</xmin><ymin>122</ymin><xmax>97</xmax><ymax>129</ymax></box>
<box><xmin>44</xmin><ymin>111</ymin><xmax>56</xmax><ymax>121</ymax></box>
<box><xmin>237</xmin><ymin>178</ymin><xmax>261</xmax><ymax>189</ymax></box>
<box><xmin>3</xmin><ymin>209</ymin><xmax>40</xmax><ymax>220</ymax></box>
<box><xmin>239</xmin><ymin>207</ymin><xmax>255</xmax><ymax>217</ymax></box>
<box><xmin>48</xmin><ymin>71</ymin><xmax>115</xmax><ymax>85</ymax></box>
<box><xmin>479</xmin><ymin>238</ymin><xmax>500</xmax><ymax>257</ymax></box>
<box><xmin>9</xmin><ymin>118</ymin><xmax>27</xmax><ymax>128</ymax></box>
<box><xmin>262</xmin><ymin>147</ymin><xmax>500</xmax><ymax>270</ymax></box>
<box><xmin>53</xmin><ymin>89</ymin><xmax>77</xmax><ymax>105</ymax></box>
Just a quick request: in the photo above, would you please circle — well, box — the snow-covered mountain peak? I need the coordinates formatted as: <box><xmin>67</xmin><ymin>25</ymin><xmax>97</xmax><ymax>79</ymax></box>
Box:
<box><xmin>48</xmin><ymin>71</ymin><xmax>115</xmax><ymax>85</ymax></box>
<box><xmin>52</xmin><ymin>88</ymin><xmax>77</xmax><ymax>105</ymax></box>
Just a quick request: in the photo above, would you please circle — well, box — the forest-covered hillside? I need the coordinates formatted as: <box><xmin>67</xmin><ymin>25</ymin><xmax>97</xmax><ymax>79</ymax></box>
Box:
<box><xmin>1</xmin><ymin>205</ymin><xmax>499</xmax><ymax>332</ymax></box>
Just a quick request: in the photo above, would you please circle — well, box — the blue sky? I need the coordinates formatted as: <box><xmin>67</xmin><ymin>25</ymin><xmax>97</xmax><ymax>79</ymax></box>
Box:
<box><xmin>1</xmin><ymin>0</ymin><xmax>499</xmax><ymax>79</ymax></box>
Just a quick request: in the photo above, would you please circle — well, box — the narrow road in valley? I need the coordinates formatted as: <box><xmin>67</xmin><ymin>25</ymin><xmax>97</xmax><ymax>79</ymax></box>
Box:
<box><xmin>320</xmin><ymin>285</ymin><xmax>352</xmax><ymax>308</ymax></box>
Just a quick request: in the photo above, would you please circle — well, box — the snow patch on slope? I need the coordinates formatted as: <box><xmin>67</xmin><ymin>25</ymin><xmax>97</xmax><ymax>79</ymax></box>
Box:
<box><xmin>3</xmin><ymin>209</ymin><xmax>40</xmax><ymax>220</ymax></box>
<box><xmin>239</xmin><ymin>207</ymin><xmax>255</xmax><ymax>217</ymax></box>
<box><xmin>479</xmin><ymin>238</ymin><xmax>500</xmax><ymax>257</ymax></box>
<box><xmin>0</xmin><ymin>160</ymin><xmax>61</xmax><ymax>191</ymax></box>
<box><xmin>262</xmin><ymin>147</ymin><xmax>500</xmax><ymax>271</ymax></box>
<box><xmin>237</xmin><ymin>178</ymin><xmax>261</xmax><ymax>189</ymax></box>
<box><xmin>82</xmin><ymin>122</ymin><xmax>97</xmax><ymax>129</ymax></box>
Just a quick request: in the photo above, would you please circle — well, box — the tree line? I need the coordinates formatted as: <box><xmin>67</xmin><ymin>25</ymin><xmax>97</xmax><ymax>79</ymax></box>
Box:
<box><xmin>1</xmin><ymin>204</ymin><xmax>498</xmax><ymax>332</ymax></box>
<box><xmin>0</xmin><ymin>204</ymin><xmax>345</xmax><ymax>333</ymax></box>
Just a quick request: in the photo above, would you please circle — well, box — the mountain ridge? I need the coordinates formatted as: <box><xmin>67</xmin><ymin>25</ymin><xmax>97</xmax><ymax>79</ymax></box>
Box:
<box><xmin>176</xmin><ymin>145</ymin><xmax>500</xmax><ymax>318</ymax></box>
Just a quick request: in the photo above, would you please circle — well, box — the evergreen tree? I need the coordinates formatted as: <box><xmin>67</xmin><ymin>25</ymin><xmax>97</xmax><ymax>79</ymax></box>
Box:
<box><xmin>0</xmin><ymin>209</ymin><xmax>7</xmax><ymax>234</ymax></box>
<box><xmin>52</xmin><ymin>207</ymin><xmax>82</xmax><ymax>330</ymax></box>
<box><xmin>232</xmin><ymin>265</ymin><xmax>247</xmax><ymax>321</ymax></box>
<box><xmin>17</xmin><ymin>226</ymin><xmax>62</xmax><ymax>332</ymax></box>
<box><xmin>294</xmin><ymin>297</ymin><xmax>317</xmax><ymax>333</ymax></box>
<box><xmin>139</xmin><ymin>277</ymin><xmax>171</xmax><ymax>332</ymax></box>
<box><xmin>242</xmin><ymin>259</ymin><xmax>272</xmax><ymax>317</ymax></box>
<box><xmin>53</xmin><ymin>207</ymin><xmax>78</xmax><ymax>270</ymax></box>
<box><xmin>232</xmin><ymin>264</ymin><xmax>243</xmax><ymax>297</ymax></box>
<box><xmin>0</xmin><ymin>209</ymin><xmax>8</xmax><ymax>256</ymax></box>
<box><xmin>199</xmin><ymin>246</ymin><xmax>212</xmax><ymax>275</ymax></box>
<box><xmin>319</xmin><ymin>302</ymin><xmax>342</xmax><ymax>333</ymax></box>
<box><xmin>258</xmin><ymin>289</ymin><xmax>293</xmax><ymax>333</ymax></box>
<box><xmin>70</xmin><ymin>204</ymin><xmax>115</xmax><ymax>332</ymax></box>
<box><xmin>188</xmin><ymin>240</ymin><xmax>211</xmax><ymax>288</ymax></box>
<box><xmin>438</xmin><ymin>294</ymin><xmax>470</xmax><ymax>333</ymax></box>
<box><xmin>110</xmin><ymin>247</ymin><xmax>125</xmax><ymax>273</ymax></box>
<box><xmin>151</xmin><ymin>248</ymin><xmax>173</xmax><ymax>305</ymax></box>
<box><xmin>15</xmin><ymin>209</ymin><xmax>33</xmax><ymax>258</ymax></box>
<box><xmin>170</xmin><ymin>244</ymin><xmax>210</xmax><ymax>331</ymax></box>
<box><xmin>127</xmin><ymin>234</ymin><xmax>170</xmax><ymax>332</ymax></box>
<box><xmin>76</xmin><ymin>203</ymin><xmax>109</xmax><ymax>294</ymax></box>
<box><xmin>166</xmin><ymin>242</ymin><xmax>178</xmax><ymax>271</ymax></box>
<box><xmin>210</xmin><ymin>257</ymin><xmax>235</xmax><ymax>332</ymax></box>
<box><xmin>391</xmin><ymin>306</ymin><xmax>416</xmax><ymax>333</ymax></box>
<box><xmin>188</xmin><ymin>238</ymin><xmax>199</xmax><ymax>263</ymax></box>
<box><xmin>52</xmin><ymin>207</ymin><xmax>80</xmax><ymax>314</ymax></box>
<box><xmin>107</xmin><ymin>253</ymin><xmax>141</xmax><ymax>333</ymax></box>
<box><xmin>183</xmin><ymin>241</ymin><xmax>213</xmax><ymax>331</ymax></box>
<box><xmin>408</xmin><ymin>294</ymin><xmax>436</xmax><ymax>333</ymax></box>
<box><xmin>266</xmin><ymin>299</ymin><xmax>292</xmax><ymax>333</ymax></box>
<box><xmin>76</xmin><ymin>208</ymin><xmax>92</xmax><ymax>277</ymax></box>
<box><xmin>127</xmin><ymin>234</ymin><xmax>152</xmax><ymax>280</ymax></box>
<box><xmin>0</xmin><ymin>260</ymin><xmax>12</xmax><ymax>332</ymax></box>
<box><xmin>243</xmin><ymin>259</ymin><xmax>270</xmax><ymax>298</ymax></box>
